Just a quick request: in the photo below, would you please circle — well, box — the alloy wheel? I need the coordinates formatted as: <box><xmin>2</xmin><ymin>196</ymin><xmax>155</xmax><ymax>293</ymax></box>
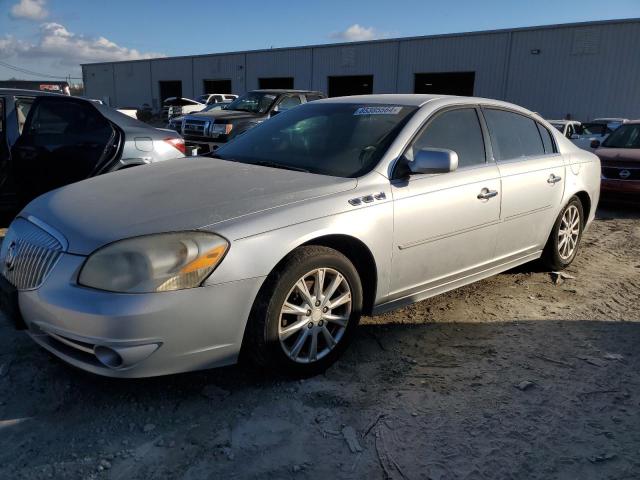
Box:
<box><xmin>558</xmin><ymin>204</ymin><xmax>580</xmax><ymax>260</ymax></box>
<box><xmin>278</xmin><ymin>268</ymin><xmax>352</xmax><ymax>364</ymax></box>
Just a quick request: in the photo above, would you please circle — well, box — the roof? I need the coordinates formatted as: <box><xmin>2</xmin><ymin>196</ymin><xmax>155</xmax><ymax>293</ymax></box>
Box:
<box><xmin>81</xmin><ymin>18</ymin><xmax>640</xmax><ymax>67</ymax></box>
<box><xmin>250</xmin><ymin>89</ymin><xmax>324</xmax><ymax>94</ymax></box>
<box><xmin>0</xmin><ymin>88</ymin><xmax>63</xmax><ymax>97</ymax></box>
<box><xmin>315</xmin><ymin>94</ymin><xmax>445</xmax><ymax>107</ymax></box>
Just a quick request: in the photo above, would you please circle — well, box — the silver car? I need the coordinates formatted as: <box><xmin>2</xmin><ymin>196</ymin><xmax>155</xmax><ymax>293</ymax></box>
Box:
<box><xmin>0</xmin><ymin>95</ymin><xmax>600</xmax><ymax>377</ymax></box>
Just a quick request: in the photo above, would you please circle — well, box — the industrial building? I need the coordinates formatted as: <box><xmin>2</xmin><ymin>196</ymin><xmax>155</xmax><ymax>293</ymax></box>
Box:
<box><xmin>82</xmin><ymin>18</ymin><xmax>640</xmax><ymax>120</ymax></box>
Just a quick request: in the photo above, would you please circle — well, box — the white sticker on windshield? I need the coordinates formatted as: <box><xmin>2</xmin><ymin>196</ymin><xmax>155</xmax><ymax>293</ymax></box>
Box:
<box><xmin>354</xmin><ymin>106</ymin><xmax>403</xmax><ymax>115</ymax></box>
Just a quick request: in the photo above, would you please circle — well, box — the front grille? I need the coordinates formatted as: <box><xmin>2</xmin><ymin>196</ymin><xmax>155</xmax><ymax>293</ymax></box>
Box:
<box><xmin>183</xmin><ymin>118</ymin><xmax>209</xmax><ymax>138</ymax></box>
<box><xmin>0</xmin><ymin>217</ymin><xmax>64</xmax><ymax>290</ymax></box>
<box><xmin>602</xmin><ymin>167</ymin><xmax>640</xmax><ymax>181</ymax></box>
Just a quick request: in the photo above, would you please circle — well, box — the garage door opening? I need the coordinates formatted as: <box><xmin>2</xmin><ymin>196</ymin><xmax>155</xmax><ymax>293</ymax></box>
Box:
<box><xmin>159</xmin><ymin>80</ymin><xmax>183</xmax><ymax>103</ymax></box>
<box><xmin>414</xmin><ymin>72</ymin><xmax>475</xmax><ymax>96</ymax></box>
<box><xmin>258</xmin><ymin>77</ymin><xmax>294</xmax><ymax>89</ymax></box>
<box><xmin>328</xmin><ymin>75</ymin><xmax>373</xmax><ymax>97</ymax></box>
<box><xmin>203</xmin><ymin>79</ymin><xmax>232</xmax><ymax>94</ymax></box>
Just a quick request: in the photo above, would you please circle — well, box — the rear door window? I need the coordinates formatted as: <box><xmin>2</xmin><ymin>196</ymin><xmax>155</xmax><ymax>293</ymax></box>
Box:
<box><xmin>410</xmin><ymin>107</ymin><xmax>486</xmax><ymax>168</ymax></box>
<box><xmin>15</xmin><ymin>97</ymin><xmax>34</xmax><ymax>135</ymax></box>
<box><xmin>483</xmin><ymin>109</ymin><xmax>545</xmax><ymax>161</ymax></box>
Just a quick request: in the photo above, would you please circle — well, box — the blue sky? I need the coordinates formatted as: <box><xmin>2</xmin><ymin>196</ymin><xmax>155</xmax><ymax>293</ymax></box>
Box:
<box><xmin>1</xmin><ymin>0</ymin><xmax>639</xmax><ymax>82</ymax></box>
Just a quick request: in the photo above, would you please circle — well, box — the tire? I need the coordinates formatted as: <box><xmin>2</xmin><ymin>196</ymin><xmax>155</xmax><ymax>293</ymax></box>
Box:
<box><xmin>541</xmin><ymin>196</ymin><xmax>584</xmax><ymax>271</ymax></box>
<box><xmin>243</xmin><ymin>245</ymin><xmax>363</xmax><ymax>376</ymax></box>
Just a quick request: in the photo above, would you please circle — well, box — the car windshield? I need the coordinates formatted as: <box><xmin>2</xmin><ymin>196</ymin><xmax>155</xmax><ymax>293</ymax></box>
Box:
<box><xmin>577</xmin><ymin>123</ymin><xmax>610</xmax><ymax>136</ymax></box>
<box><xmin>225</xmin><ymin>92</ymin><xmax>277</xmax><ymax>114</ymax></box>
<box><xmin>202</xmin><ymin>103</ymin><xmax>229</xmax><ymax>112</ymax></box>
<box><xmin>602</xmin><ymin>124</ymin><xmax>640</xmax><ymax>149</ymax></box>
<box><xmin>214</xmin><ymin>103</ymin><xmax>417</xmax><ymax>177</ymax></box>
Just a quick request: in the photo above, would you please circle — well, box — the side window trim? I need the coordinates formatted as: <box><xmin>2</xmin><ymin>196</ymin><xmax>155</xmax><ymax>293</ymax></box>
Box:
<box><xmin>392</xmin><ymin>104</ymin><xmax>490</xmax><ymax>179</ymax></box>
<box><xmin>535</xmin><ymin>121</ymin><xmax>558</xmax><ymax>155</ymax></box>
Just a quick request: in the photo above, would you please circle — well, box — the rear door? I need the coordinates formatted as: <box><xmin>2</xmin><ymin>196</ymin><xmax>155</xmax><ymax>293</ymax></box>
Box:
<box><xmin>481</xmin><ymin>108</ymin><xmax>565</xmax><ymax>258</ymax></box>
<box><xmin>11</xmin><ymin>96</ymin><xmax>116</xmax><ymax>206</ymax></box>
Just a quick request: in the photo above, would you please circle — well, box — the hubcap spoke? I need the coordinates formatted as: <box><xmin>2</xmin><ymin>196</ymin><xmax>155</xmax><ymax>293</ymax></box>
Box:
<box><xmin>321</xmin><ymin>326</ymin><xmax>336</xmax><ymax>347</ymax></box>
<box><xmin>282</xmin><ymin>301</ymin><xmax>308</xmax><ymax>316</ymax></box>
<box><xmin>328</xmin><ymin>292</ymin><xmax>351</xmax><ymax>309</ymax></box>
<box><xmin>295</xmin><ymin>279</ymin><xmax>314</xmax><ymax>306</ymax></box>
<box><xmin>289</xmin><ymin>329</ymin><xmax>310</xmax><ymax>359</ymax></box>
<box><xmin>309</xmin><ymin>329</ymin><xmax>319</xmax><ymax>361</ymax></box>
<box><xmin>280</xmin><ymin>318</ymin><xmax>310</xmax><ymax>340</ymax></box>
<box><xmin>323</xmin><ymin>313</ymin><xmax>349</xmax><ymax>327</ymax></box>
<box><xmin>322</xmin><ymin>274</ymin><xmax>343</xmax><ymax>306</ymax></box>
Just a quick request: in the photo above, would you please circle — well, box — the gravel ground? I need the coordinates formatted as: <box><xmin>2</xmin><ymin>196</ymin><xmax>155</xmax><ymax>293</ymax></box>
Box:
<box><xmin>0</xmin><ymin>204</ymin><xmax>639</xmax><ymax>480</ymax></box>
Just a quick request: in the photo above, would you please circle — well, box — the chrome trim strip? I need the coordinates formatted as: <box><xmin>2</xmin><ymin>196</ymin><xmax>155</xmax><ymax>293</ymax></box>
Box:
<box><xmin>398</xmin><ymin>219</ymin><xmax>501</xmax><ymax>250</ymax></box>
<box><xmin>25</xmin><ymin>215</ymin><xmax>69</xmax><ymax>251</ymax></box>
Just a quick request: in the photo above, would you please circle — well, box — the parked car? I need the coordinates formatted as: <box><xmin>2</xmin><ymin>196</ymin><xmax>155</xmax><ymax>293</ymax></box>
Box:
<box><xmin>0</xmin><ymin>94</ymin><xmax>600</xmax><ymax>378</ymax></box>
<box><xmin>570</xmin><ymin>122</ymin><xmax>616</xmax><ymax>150</ymax></box>
<box><xmin>180</xmin><ymin>89</ymin><xmax>326</xmax><ymax>154</ymax></box>
<box><xmin>548</xmin><ymin>120</ymin><xmax>582</xmax><ymax>139</ymax></box>
<box><xmin>161</xmin><ymin>97</ymin><xmax>205</xmax><ymax>120</ymax></box>
<box><xmin>592</xmin><ymin>117</ymin><xmax>629</xmax><ymax>131</ymax></box>
<box><xmin>593</xmin><ymin>121</ymin><xmax>640</xmax><ymax>201</ymax></box>
<box><xmin>197</xmin><ymin>94</ymin><xmax>238</xmax><ymax>105</ymax></box>
<box><xmin>0</xmin><ymin>89</ymin><xmax>185</xmax><ymax>214</ymax></box>
<box><xmin>167</xmin><ymin>102</ymin><xmax>232</xmax><ymax>135</ymax></box>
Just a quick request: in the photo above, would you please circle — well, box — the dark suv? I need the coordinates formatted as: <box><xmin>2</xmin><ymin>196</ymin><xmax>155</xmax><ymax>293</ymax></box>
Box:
<box><xmin>0</xmin><ymin>89</ymin><xmax>185</xmax><ymax>216</ymax></box>
<box><xmin>170</xmin><ymin>89</ymin><xmax>325</xmax><ymax>154</ymax></box>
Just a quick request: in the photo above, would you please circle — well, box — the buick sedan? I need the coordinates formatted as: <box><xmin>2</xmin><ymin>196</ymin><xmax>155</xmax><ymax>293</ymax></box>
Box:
<box><xmin>0</xmin><ymin>95</ymin><xmax>600</xmax><ymax>377</ymax></box>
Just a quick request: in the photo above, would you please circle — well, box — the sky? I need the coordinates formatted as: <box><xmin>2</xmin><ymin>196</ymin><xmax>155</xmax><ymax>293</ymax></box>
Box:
<box><xmin>1</xmin><ymin>0</ymin><xmax>639</xmax><ymax>83</ymax></box>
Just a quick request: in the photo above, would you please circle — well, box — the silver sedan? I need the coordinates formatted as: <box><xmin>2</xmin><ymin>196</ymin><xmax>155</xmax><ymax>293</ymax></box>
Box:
<box><xmin>0</xmin><ymin>95</ymin><xmax>601</xmax><ymax>377</ymax></box>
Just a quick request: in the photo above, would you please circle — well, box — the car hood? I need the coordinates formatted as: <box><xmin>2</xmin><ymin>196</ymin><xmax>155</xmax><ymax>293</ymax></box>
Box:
<box><xmin>188</xmin><ymin>109</ymin><xmax>264</xmax><ymax>121</ymax></box>
<box><xmin>22</xmin><ymin>158</ymin><xmax>357</xmax><ymax>255</ymax></box>
<box><xmin>595</xmin><ymin>147</ymin><xmax>640</xmax><ymax>167</ymax></box>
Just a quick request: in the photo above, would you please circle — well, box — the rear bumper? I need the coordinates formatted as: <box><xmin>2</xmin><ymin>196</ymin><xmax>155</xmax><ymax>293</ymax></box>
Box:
<box><xmin>19</xmin><ymin>253</ymin><xmax>264</xmax><ymax>378</ymax></box>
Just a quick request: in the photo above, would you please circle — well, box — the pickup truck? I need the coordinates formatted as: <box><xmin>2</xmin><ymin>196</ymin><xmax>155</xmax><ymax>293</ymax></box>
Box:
<box><xmin>174</xmin><ymin>89</ymin><xmax>325</xmax><ymax>154</ymax></box>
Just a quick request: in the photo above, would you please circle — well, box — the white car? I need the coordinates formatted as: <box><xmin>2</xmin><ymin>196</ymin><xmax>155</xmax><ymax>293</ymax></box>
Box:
<box><xmin>161</xmin><ymin>97</ymin><xmax>205</xmax><ymax>120</ymax></box>
<box><xmin>197</xmin><ymin>94</ymin><xmax>238</xmax><ymax>105</ymax></box>
<box><xmin>548</xmin><ymin>120</ymin><xmax>582</xmax><ymax>139</ymax></box>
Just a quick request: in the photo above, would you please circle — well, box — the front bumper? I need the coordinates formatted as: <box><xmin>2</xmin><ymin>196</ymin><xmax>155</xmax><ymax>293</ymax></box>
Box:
<box><xmin>18</xmin><ymin>253</ymin><xmax>265</xmax><ymax>378</ymax></box>
<box><xmin>601</xmin><ymin>178</ymin><xmax>640</xmax><ymax>195</ymax></box>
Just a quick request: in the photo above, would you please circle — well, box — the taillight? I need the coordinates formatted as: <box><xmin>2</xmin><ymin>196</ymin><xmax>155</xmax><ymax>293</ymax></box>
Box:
<box><xmin>164</xmin><ymin>137</ymin><xmax>186</xmax><ymax>155</ymax></box>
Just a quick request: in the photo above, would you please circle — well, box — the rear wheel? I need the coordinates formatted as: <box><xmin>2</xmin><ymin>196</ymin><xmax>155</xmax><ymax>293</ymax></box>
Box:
<box><xmin>541</xmin><ymin>197</ymin><xmax>584</xmax><ymax>270</ymax></box>
<box><xmin>243</xmin><ymin>246</ymin><xmax>363</xmax><ymax>376</ymax></box>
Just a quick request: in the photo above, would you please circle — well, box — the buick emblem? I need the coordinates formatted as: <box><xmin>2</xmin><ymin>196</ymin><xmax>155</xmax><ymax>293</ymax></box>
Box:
<box><xmin>619</xmin><ymin>169</ymin><xmax>631</xmax><ymax>179</ymax></box>
<box><xmin>4</xmin><ymin>240</ymin><xmax>17</xmax><ymax>272</ymax></box>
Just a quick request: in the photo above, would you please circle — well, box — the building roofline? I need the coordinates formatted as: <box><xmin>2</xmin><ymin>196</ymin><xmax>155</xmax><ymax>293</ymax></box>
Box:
<box><xmin>81</xmin><ymin>17</ymin><xmax>640</xmax><ymax>68</ymax></box>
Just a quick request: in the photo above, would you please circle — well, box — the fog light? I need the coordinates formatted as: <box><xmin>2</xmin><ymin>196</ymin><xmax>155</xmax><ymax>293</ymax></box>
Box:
<box><xmin>94</xmin><ymin>345</ymin><xmax>124</xmax><ymax>369</ymax></box>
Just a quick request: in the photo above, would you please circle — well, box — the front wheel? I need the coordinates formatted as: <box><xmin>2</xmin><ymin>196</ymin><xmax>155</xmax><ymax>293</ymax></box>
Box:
<box><xmin>541</xmin><ymin>197</ymin><xmax>584</xmax><ymax>270</ymax></box>
<box><xmin>243</xmin><ymin>246</ymin><xmax>363</xmax><ymax>376</ymax></box>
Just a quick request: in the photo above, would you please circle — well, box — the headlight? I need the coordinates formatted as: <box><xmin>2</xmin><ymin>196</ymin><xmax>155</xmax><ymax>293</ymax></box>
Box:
<box><xmin>78</xmin><ymin>232</ymin><xmax>229</xmax><ymax>293</ymax></box>
<box><xmin>210</xmin><ymin>123</ymin><xmax>233</xmax><ymax>135</ymax></box>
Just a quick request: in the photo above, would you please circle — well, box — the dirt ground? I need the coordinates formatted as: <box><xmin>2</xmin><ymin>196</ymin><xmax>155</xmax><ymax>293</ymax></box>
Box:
<box><xmin>1</xmin><ymin>204</ymin><xmax>639</xmax><ymax>480</ymax></box>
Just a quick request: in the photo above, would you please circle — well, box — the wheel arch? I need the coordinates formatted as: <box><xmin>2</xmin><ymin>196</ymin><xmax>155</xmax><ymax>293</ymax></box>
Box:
<box><xmin>573</xmin><ymin>190</ymin><xmax>592</xmax><ymax>224</ymax></box>
<box><xmin>300</xmin><ymin>234</ymin><xmax>378</xmax><ymax>316</ymax></box>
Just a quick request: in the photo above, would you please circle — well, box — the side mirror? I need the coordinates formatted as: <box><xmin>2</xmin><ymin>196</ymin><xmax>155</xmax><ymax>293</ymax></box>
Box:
<box><xmin>270</xmin><ymin>108</ymin><xmax>281</xmax><ymax>117</ymax></box>
<box><xmin>590</xmin><ymin>139</ymin><xmax>601</xmax><ymax>149</ymax></box>
<box><xmin>409</xmin><ymin>148</ymin><xmax>458</xmax><ymax>175</ymax></box>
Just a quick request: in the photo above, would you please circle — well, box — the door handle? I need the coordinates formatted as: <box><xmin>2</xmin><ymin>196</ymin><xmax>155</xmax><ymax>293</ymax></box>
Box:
<box><xmin>548</xmin><ymin>174</ymin><xmax>562</xmax><ymax>184</ymax></box>
<box><xmin>477</xmin><ymin>188</ymin><xmax>498</xmax><ymax>200</ymax></box>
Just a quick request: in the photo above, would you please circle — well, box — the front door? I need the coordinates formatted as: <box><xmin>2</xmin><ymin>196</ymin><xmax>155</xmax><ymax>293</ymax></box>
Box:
<box><xmin>389</xmin><ymin>106</ymin><xmax>501</xmax><ymax>301</ymax></box>
<box><xmin>481</xmin><ymin>108</ymin><xmax>566</xmax><ymax>258</ymax></box>
<box><xmin>11</xmin><ymin>97</ymin><xmax>116</xmax><ymax>207</ymax></box>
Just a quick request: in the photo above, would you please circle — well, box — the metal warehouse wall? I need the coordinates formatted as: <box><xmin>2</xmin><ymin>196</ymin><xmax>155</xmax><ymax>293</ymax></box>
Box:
<box><xmin>82</xmin><ymin>19</ymin><xmax>640</xmax><ymax>120</ymax></box>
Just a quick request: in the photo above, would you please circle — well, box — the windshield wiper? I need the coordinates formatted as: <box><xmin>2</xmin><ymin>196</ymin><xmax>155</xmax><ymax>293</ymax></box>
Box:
<box><xmin>252</xmin><ymin>160</ymin><xmax>310</xmax><ymax>173</ymax></box>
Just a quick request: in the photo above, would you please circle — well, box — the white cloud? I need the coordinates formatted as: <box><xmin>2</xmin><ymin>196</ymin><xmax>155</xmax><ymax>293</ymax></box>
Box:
<box><xmin>10</xmin><ymin>0</ymin><xmax>48</xmax><ymax>21</ymax></box>
<box><xmin>0</xmin><ymin>22</ymin><xmax>164</xmax><ymax>67</ymax></box>
<box><xmin>329</xmin><ymin>24</ymin><xmax>387</xmax><ymax>42</ymax></box>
